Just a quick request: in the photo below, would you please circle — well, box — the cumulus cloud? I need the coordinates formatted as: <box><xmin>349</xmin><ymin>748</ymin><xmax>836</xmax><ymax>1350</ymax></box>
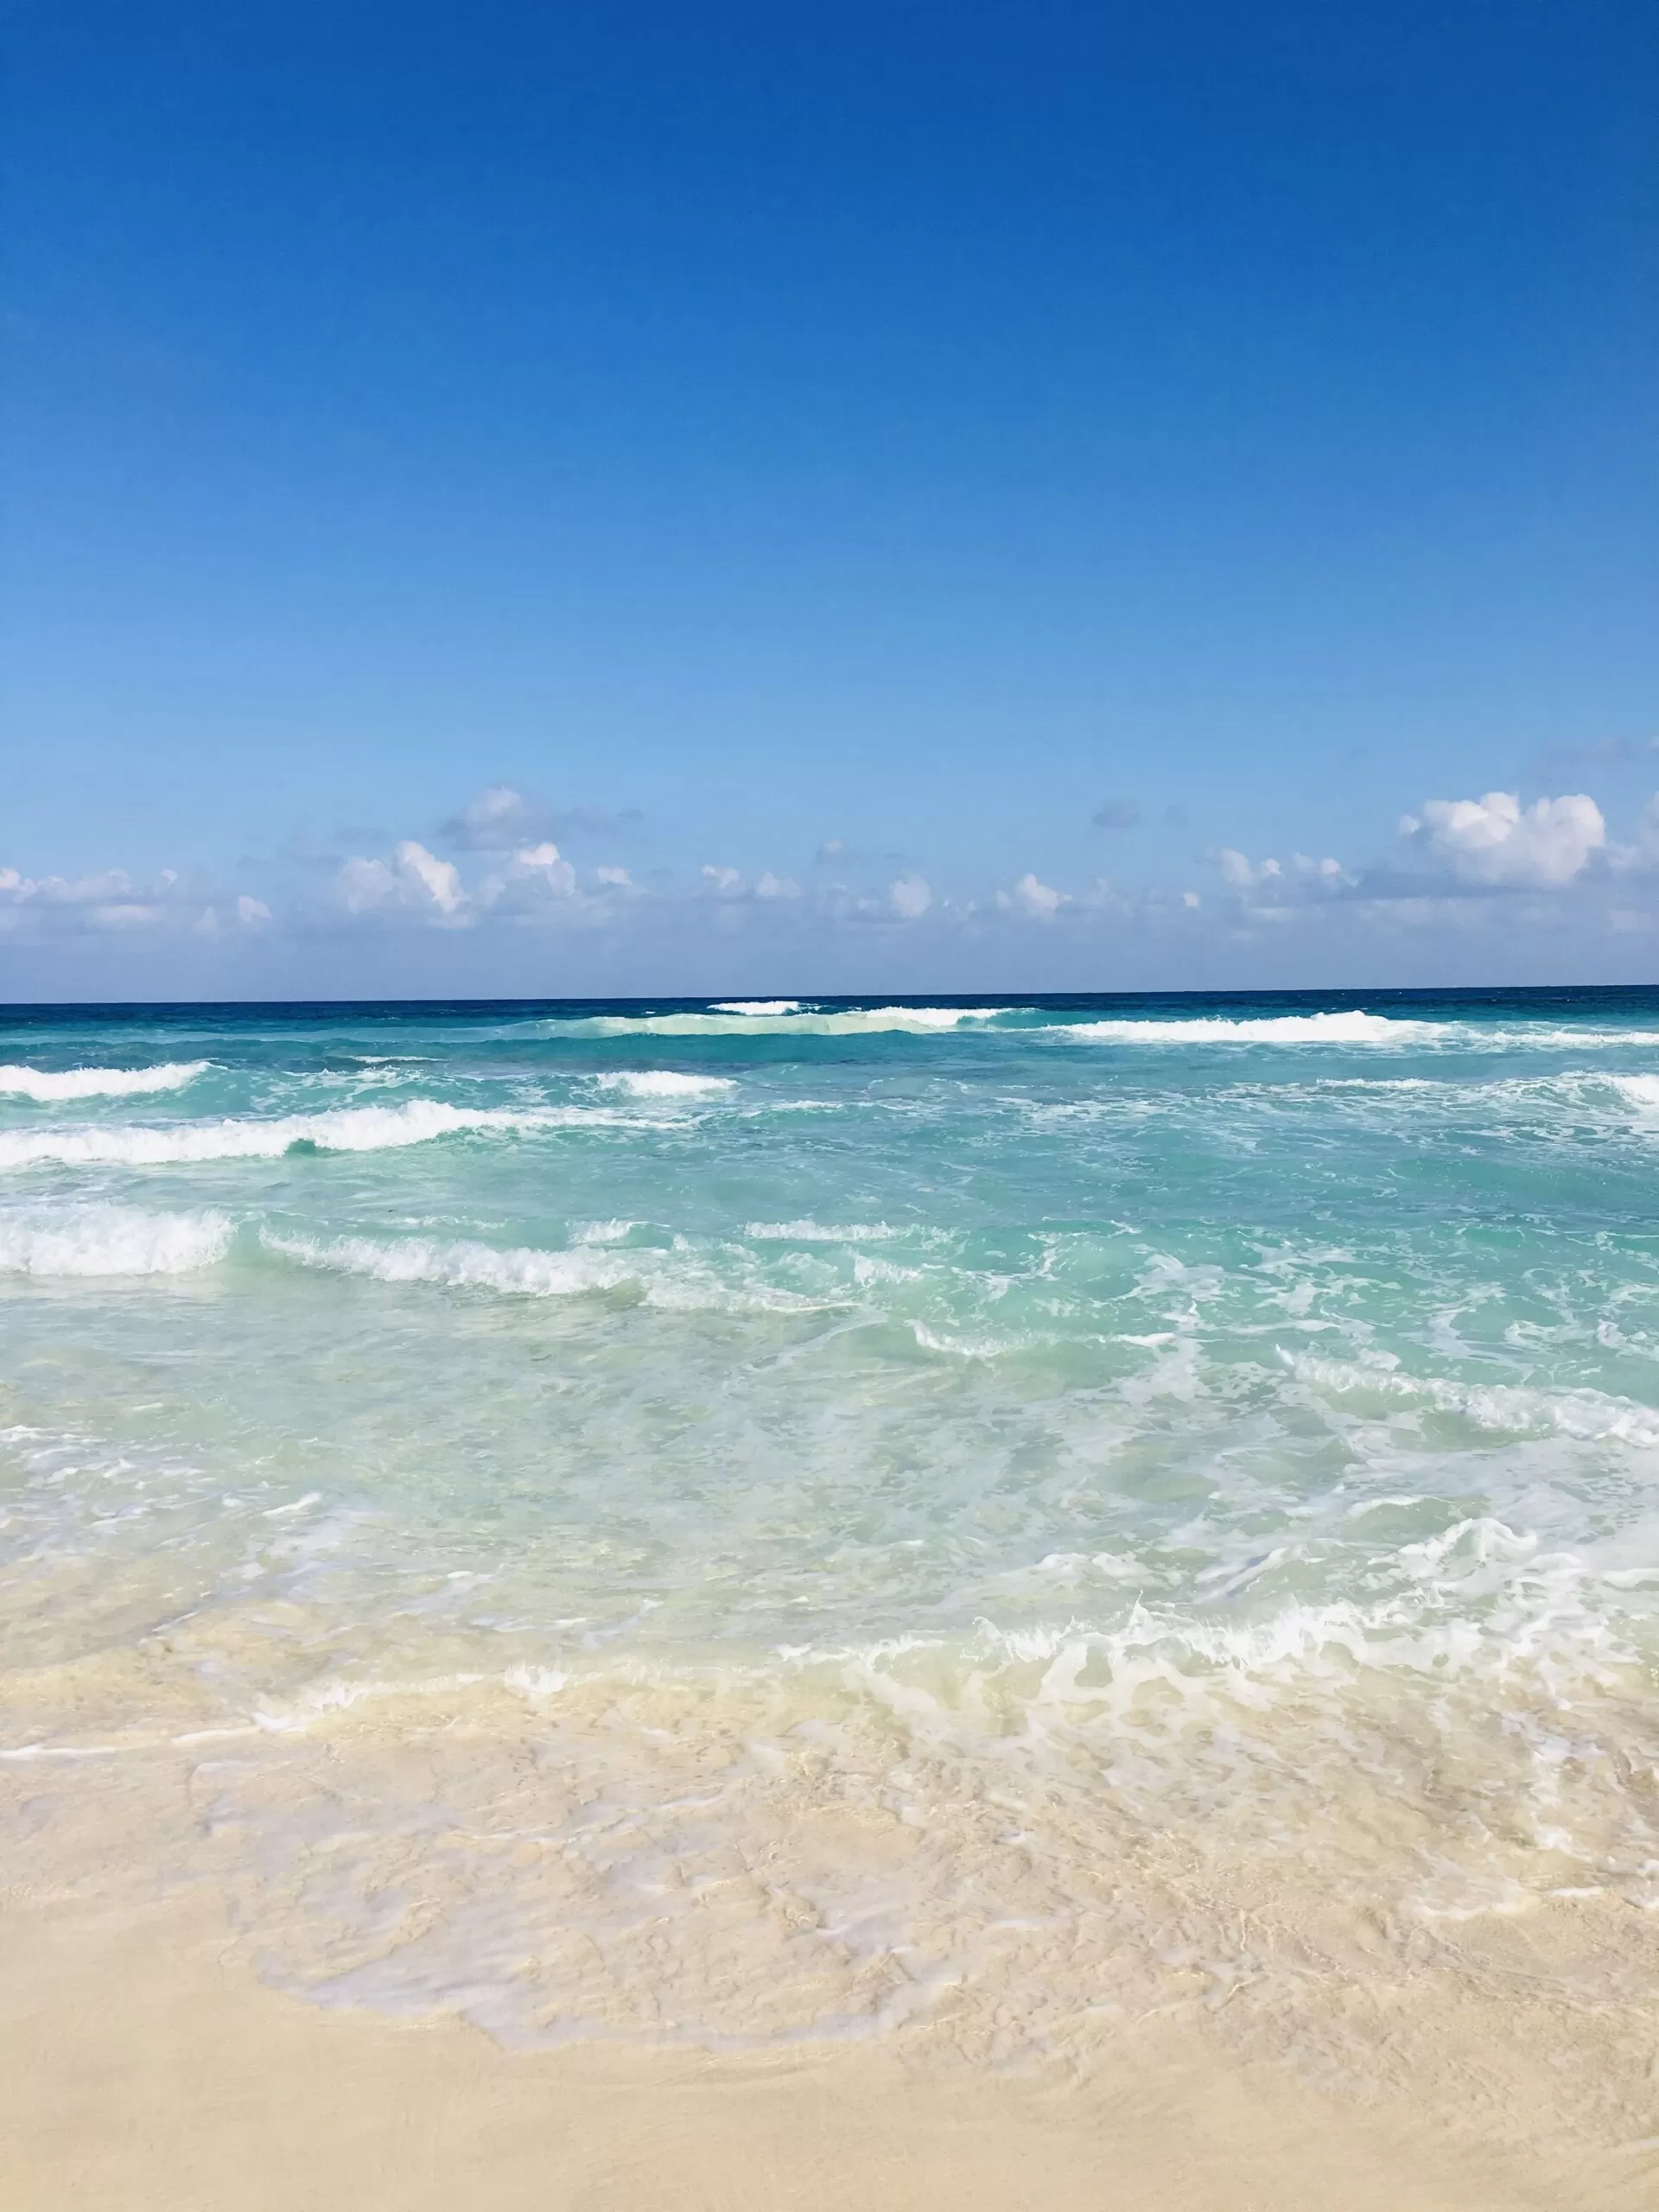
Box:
<box><xmin>338</xmin><ymin>840</ymin><xmax>469</xmax><ymax>920</ymax></box>
<box><xmin>442</xmin><ymin>784</ymin><xmax>639</xmax><ymax>850</ymax></box>
<box><xmin>1400</xmin><ymin>791</ymin><xmax>1605</xmax><ymax>887</ymax></box>
<box><xmin>1001</xmin><ymin>872</ymin><xmax>1066</xmax><ymax>918</ymax></box>
<box><xmin>442</xmin><ymin>785</ymin><xmax>551</xmax><ymax>850</ymax></box>
<box><xmin>0</xmin><ymin>861</ymin><xmax>269</xmax><ymax>940</ymax></box>
<box><xmin>1218</xmin><ymin>849</ymin><xmax>1275</xmax><ymax>890</ymax></box>
<box><xmin>889</xmin><ymin>874</ymin><xmax>931</xmax><ymax>919</ymax></box>
<box><xmin>397</xmin><ymin>840</ymin><xmax>466</xmax><ymax>912</ymax></box>
<box><xmin>1216</xmin><ymin>850</ymin><xmax>1347</xmax><ymax>896</ymax></box>
<box><xmin>754</xmin><ymin>871</ymin><xmax>800</xmax><ymax>899</ymax></box>
<box><xmin>478</xmin><ymin>843</ymin><xmax>579</xmax><ymax>913</ymax></box>
<box><xmin>702</xmin><ymin>865</ymin><xmax>742</xmax><ymax>894</ymax></box>
<box><xmin>594</xmin><ymin>865</ymin><xmax>632</xmax><ymax>887</ymax></box>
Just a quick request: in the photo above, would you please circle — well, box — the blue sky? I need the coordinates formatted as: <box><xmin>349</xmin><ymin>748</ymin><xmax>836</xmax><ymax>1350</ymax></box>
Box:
<box><xmin>2</xmin><ymin>0</ymin><xmax>1655</xmax><ymax>997</ymax></box>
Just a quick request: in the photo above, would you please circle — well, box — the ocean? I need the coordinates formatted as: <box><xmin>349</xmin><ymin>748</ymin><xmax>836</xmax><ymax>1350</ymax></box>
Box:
<box><xmin>3</xmin><ymin>988</ymin><xmax>1658</xmax><ymax>2113</ymax></box>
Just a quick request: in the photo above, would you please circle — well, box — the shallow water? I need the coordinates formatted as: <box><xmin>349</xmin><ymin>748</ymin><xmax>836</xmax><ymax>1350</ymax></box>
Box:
<box><xmin>3</xmin><ymin>988</ymin><xmax>1659</xmax><ymax>2114</ymax></box>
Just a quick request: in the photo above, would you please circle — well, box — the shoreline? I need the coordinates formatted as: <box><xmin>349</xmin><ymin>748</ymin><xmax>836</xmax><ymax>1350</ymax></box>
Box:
<box><xmin>5</xmin><ymin>1888</ymin><xmax>1652</xmax><ymax>2212</ymax></box>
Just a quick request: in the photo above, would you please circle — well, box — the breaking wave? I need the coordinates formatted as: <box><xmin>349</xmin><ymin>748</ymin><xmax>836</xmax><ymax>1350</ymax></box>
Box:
<box><xmin>1060</xmin><ymin>1011</ymin><xmax>1442</xmax><ymax>1045</ymax></box>
<box><xmin>591</xmin><ymin>1070</ymin><xmax>737</xmax><ymax>1097</ymax></box>
<box><xmin>1282</xmin><ymin>1348</ymin><xmax>1659</xmax><ymax>1446</ymax></box>
<box><xmin>555</xmin><ymin>1006</ymin><xmax>1011</xmax><ymax>1039</ymax></box>
<box><xmin>262</xmin><ymin>1230</ymin><xmax>842</xmax><ymax>1313</ymax></box>
<box><xmin>0</xmin><ymin>1205</ymin><xmax>232</xmax><ymax>1275</ymax></box>
<box><xmin>0</xmin><ymin>1100</ymin><xmax>569</xmax><ymax>1171</ymax></box>
<box><xmin>0</xmin><ymin>1060</ymin><xmax>209</xmax><ymax>1101</ymax></box>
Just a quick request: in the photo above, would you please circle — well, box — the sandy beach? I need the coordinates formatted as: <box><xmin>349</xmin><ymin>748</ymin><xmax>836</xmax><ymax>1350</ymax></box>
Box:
<box><xmin>9</xmin><ymin>1000</ymin><xmax>1659</xmax><ymax>2207</ymax></box>
<box><xmin>8</xmin><ymin>1879</ymin><xmax>1655</xmax><ymax>2212</ymax></box>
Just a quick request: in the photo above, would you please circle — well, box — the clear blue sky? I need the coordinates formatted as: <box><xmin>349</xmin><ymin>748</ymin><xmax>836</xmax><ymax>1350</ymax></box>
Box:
<box><xmin>3</xmin><ymin>0</ymin><xmax>1656</xmax><ymax>996</ymax></box>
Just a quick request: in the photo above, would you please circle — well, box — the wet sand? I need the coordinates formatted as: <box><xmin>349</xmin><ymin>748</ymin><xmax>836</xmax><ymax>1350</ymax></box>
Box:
<box><xmin>4</xmin><ymin>1885</ymin><xmax>1654</xmax><ymax>2212</ymax></box>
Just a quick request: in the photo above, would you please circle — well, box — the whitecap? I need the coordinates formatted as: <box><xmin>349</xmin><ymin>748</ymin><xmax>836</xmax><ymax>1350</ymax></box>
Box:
<box><xmin>709</xmin><ymin>1001</ymin><xmax>801</xmax><ymax>1016</ymax></box>
<box><xmin>1058</xmin><ymin>1012</ymin><xmax>1441</xmax><ymax>1045</ymax></box>
<box><xmin>0</xmin><ymin>1205</ymin><xmax>232</xmax><ymax>1275</ymax></box>
<box><xmin>0</xmin><ymin>1100</ymin><xmax>578</xmax><ymax>1171</ymax></box>
<box><xmin>0</xmin><ymin>1060</ymin><xmax>209</xmax><ymax>1101</ymax></box>
<box><xmin>591</xmin><ymin>1071</ymin><xmax>736</xmax><ymax>1098</ymax></box>
<box><xmin>559</xmin><ymin>1006</ymin><xmax>1010</xmax><ymax>1039</ymax></box>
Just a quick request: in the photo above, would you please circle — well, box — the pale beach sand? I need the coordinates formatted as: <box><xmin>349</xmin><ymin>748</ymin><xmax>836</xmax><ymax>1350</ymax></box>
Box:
<box><xmin>5</xmin><ymin>1884</ymin><xmax>1656</xmax><ymax>2212</ymax></box>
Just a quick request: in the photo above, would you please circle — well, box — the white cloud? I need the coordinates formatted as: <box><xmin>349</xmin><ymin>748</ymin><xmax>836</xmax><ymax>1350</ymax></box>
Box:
<box><xmin>237</xmin><ymin>895</ymin><xmax>272</xmax><ymax>925</ymax></box>
<box><xmin>1217</xmin><ymin>849</ymin><xmax>1281</xmax><ymax>890</ymax></box>
<box><xmin>0</xmin><ymin>861</ymin><xmax>271</xmax><ymax>941</ymax></box>
<box><xmin>1293</xmin><ymin>854</ymin><xmax>1346</xmax><ymax>882</ymax></box>
<box><xmin>513</xmin><ymin>843</ymin><xmax>576</xmax><ymax>894</ymax></box>
<box><xmin>337</xmin><ymin>841</ymin><xmax>470</xmax><ymax>920</ymax></box>
<box><xmin>889</xmin><ymin>874</ymin><xmax>932</xmax><ymax>919</ymax></box>
<box><xmin>1001</xmin><ymin>872</ymin><xmax>1065</xmax><ymax>918</ymax></box>
<box><xmin>702</xmin><ymin>865</ymin><xmax>742</xmax><ymax>894</ymax></box>
<box><xmin>443</xmin><ymin>785</ymin><xmax>552</xmax><ymax>851</ymax></box>
<box><xmin>1216</xmin><ymin>849</ymin><xmax>1348</xmax><ymax>899</ymax></box>
<box><xmin>594</xmin><ymin>865</ymin><xmax>632</xmax><ymax>887</ymax></box>
<box><xmin>2</xmin><ymin>866</ymin><xmax>137</xmax><ymax>908</ymax></box>
<box><xmin>396</xmin><ymin>840</ymin><xmax>466</xmax><ymax>912</ymax></box>
<box><xmin>1401</xmin><ymin>791</ymin><xmax>1605</xmax><ymax>887</ymax></box>
<box><xmin>336</xmin><ymin>855</ymin><xmax>397</xmax><ymax>912</ymax></box>
<box><xmin>754</xmin><ymin>871</ymin><xmax>800</xmax><ymax>899</ymax></box>
<box><xmin>442</xmin><ymin>784</ymin><xmax>639</xmax><ymax>850</ymax></box>
<box><xmin>478</xmin><ymin>842</ymin><xmax>578</xmax><ymax>910</ymax></box>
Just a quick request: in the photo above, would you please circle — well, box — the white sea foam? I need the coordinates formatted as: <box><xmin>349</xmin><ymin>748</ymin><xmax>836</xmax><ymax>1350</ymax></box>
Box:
<box><xmin>0</xmin><ymin>1060</ymin><xmax>209</xmax><ymax>1101</ymax></box>
<box><xmin>0</xmin><ymin>1100</ymin><xmax>572</xmax><ymax>1171</ymax></box>
<box><xmin>592</xmin><ymin>1071</ymin><xmax>736</xmax><ymax>1098</ymax></box>
<box><xmin>263</xmin><ymin>1230</ymin><xmax>841</xmax><ymax>1313</ymax></box>
<box><xmin>0</xmin><ymin>1205</ymin><xmax>232</xmax><ymax>1275</ymax></box>
<box><xmin>1282</xmin><ymin>1349</ymin><xmax>1659</xmax><ymax>1446</ymax></box>
<box><xmin>710</xmin><ymin>1001</ymin><xmax>801</xmax><ymax>1015</ymax></box>
<box><xmin>563</xmin><ymin>1006</ymin><xmax>1009</xmax><ymax>1039</ymax></box>
<box><xmin>744</xmin><ymin>1220</ymin><xmax>899</xmax><ymax>1241</ymax></box>
<box><xmin>1060</xmin><ymin>1011</ymin><xmax>1442</xmax><ymax>1045</ymax></box>
<box><xmin>1481</xmin><ymin>1027</ymin><xmax>1659</xmax><ymax>1051</ymax></box>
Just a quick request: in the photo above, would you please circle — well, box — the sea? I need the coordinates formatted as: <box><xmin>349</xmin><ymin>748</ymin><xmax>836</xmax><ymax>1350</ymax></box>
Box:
<box><xmin>4</xmin><ymin>988</ymin><xmax>1659</xmax><ymax>2114</ymax></box>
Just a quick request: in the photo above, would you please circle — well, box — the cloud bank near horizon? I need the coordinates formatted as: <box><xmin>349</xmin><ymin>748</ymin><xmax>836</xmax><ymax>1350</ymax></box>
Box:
<box><xmin>6</xmin><ymin>773</ymin><xmax>1659</xmax><ymax>996</ymax></box>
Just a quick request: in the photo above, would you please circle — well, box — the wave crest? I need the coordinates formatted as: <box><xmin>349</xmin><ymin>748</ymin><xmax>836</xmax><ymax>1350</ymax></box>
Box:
<box><xmin>0</xmin><ymin>1100</ymin><xmax>564</xmax><ymax>1171</ymax></box>
<box><xmin>0</xmin><ymin>1205</ymin><xmax>232</xmax><ymax>1275</ymax></box>
<box><xmin>263</xmin><ymin>1229</ymin><xmax>842</xmax><ymax>1313</ymax></box>
<box><xmin>592</xmin><ymin>1071</ymin><xmax>736</xmax><ymax>1097</ymax></box>
<box><xmin>559</xmin><ymin>1006</ymin><xmax>1010</xmax><ymax>1039</ymax></box>
<box><xmin>0</xmin><ymin>1060</ymin><xmax>209</xmax><ymax>1101</ymax></box>
<box><xmin>1061</xmin><ymin>1011</ymin><xmax>1440</xmax><ymax>1045</ymax></box>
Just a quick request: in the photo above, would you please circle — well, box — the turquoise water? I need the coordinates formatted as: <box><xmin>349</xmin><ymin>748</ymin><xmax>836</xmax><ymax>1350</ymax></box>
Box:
<box><xmin>5</xmin><ymin>988</ymin><xmax>1659</xmax><ymax>2057</ymax></box>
